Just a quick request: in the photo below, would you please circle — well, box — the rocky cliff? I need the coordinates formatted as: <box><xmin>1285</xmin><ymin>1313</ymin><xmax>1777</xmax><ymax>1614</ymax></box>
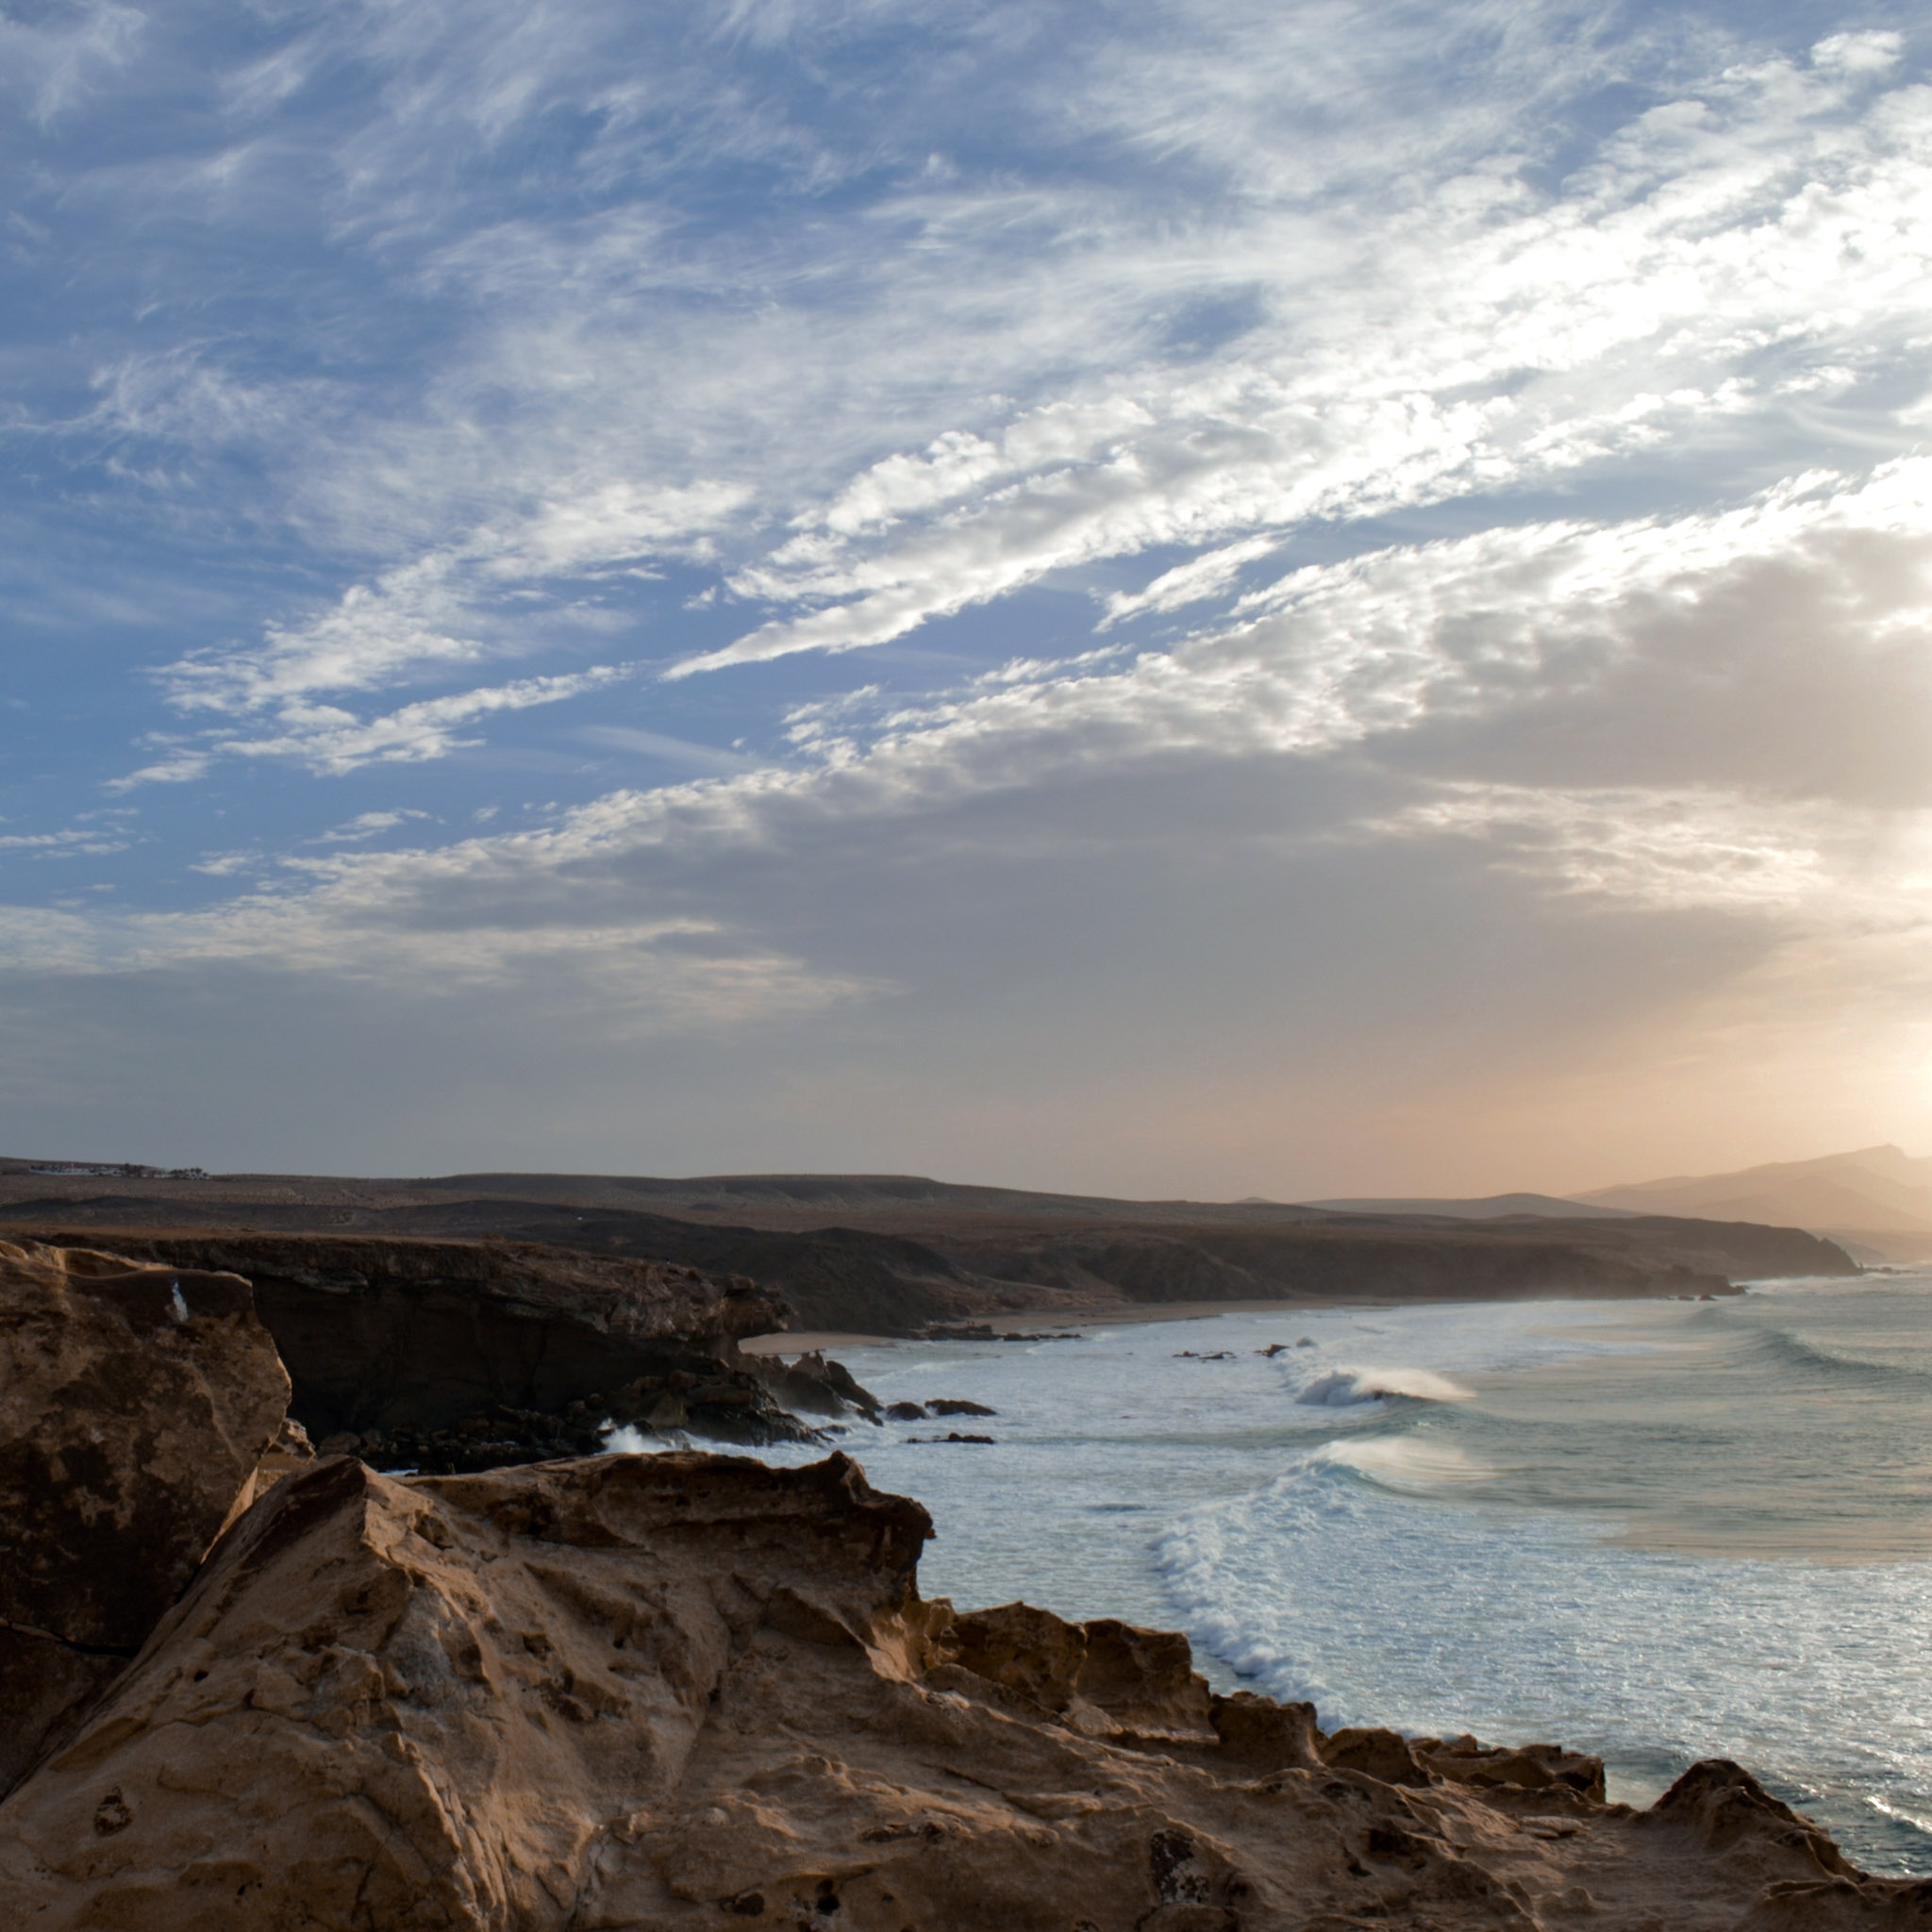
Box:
<box><xmin>0</xmin><ymin>1239</ymin><xmax>295</xmax><ymax>1795</ymax></box>
<box><xmin>6</xmin><ymin>1229</ymin><xmax>787</xmax><ymax>1437</ymax></box>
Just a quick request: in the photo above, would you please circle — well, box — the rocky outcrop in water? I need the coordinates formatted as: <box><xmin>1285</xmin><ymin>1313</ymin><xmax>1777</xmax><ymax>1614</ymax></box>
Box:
<box><xmin>4</xmin><ymin>1441</ymin><xmax>1927</xmax><ymax>1929</ymax></box>
<box><xmin>0</xmin><ymin>1238</ymin><xmax>291</xmax><ymax>1797</ymax></box>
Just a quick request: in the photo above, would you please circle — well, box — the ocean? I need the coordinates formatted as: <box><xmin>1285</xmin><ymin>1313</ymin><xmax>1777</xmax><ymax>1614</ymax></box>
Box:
<box><xmin>752</xmin><ymin>1273</ymin><xmax>1932</xmax><ymax>1876</ymax></box>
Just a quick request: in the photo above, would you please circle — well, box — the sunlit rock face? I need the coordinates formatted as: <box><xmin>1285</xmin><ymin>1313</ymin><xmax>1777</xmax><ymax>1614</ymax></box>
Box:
<box><xmin>0</xmin><ymin>1239</ymin><xmax>291</xmax><ymax>1796</ymax></box>
<box><xmin>3</xmin><ymin>1444</ymin><xmax>1924</xmax><ymax>1931</ymax></box>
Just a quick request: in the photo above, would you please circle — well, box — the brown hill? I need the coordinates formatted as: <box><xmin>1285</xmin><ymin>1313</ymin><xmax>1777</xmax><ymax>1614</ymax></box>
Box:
<box><xmin>1578</xmin><ymin>1144</ymin><xmax>1932</xmax><ymax>1264</ymax></box>
<box><xmin>0</xmin><ymin>1163</ymin><xmax>1857</xmax><ymax>1336</ymax></box>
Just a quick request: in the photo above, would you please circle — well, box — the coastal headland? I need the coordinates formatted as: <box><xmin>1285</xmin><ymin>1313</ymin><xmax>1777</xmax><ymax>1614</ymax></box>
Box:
<box><xmin>1</xmin><ymin>1224</ymin><xmax>1920</xmax><ymax>1928</ymax></box>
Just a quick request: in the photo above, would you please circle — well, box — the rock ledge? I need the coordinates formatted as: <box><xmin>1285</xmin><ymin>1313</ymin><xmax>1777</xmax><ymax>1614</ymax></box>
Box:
<box><xmin>3</xmin><ymin>1446</ymin><xmax>1924</xmax><ymax>1930</ymax></box>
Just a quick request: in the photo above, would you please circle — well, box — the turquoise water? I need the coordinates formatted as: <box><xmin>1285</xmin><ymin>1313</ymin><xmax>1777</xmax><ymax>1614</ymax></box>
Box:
<box><xmin>750</xmin><ymin>1274</ymin><xmax>1932</xmax><ymax>1876</ymax></box>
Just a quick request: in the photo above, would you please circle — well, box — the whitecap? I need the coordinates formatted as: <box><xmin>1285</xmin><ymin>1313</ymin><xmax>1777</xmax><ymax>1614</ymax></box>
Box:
<box><xmin>1296</xmin><ymin>1365</ymin><xmax>1474</xmax><ymax>1406</ymax></box>
<box><xmin>599</xmin><ymin>1423</ymin><xmax>688</xmax><ymax>1455</ymax></box>
<box><xmin>1318</xmin><ymin>1436</ymin><xmax>1495</xmax><ymax>1491</ymax></box>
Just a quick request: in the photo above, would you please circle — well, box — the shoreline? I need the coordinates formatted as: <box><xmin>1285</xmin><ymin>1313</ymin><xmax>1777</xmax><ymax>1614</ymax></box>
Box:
<box><xmin>741</xmin><ymin>1295</ymin><xmax>1348</xmax><ymax>1354</ymax></box>
<box><xmin>738</xmin><ymin>1283</ymin><xmax>1747</xmax><ymax>1355</ymax></box>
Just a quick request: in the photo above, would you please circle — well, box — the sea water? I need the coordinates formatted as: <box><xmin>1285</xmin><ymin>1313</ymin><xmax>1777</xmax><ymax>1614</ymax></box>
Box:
<box><xmin>751</xmin><ymin>1274</ymin><xmax>1932</xmax><ymax>1876</ymax></box>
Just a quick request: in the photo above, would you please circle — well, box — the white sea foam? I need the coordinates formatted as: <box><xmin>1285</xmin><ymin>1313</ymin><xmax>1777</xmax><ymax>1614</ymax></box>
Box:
<box><xmin>1870</xmin><ymin>1795</ymin><xmax>1932</xmax><ymax>1838</ymax></box>
<box><xmin>599</xmin><ymin>1423</ymin><xmax>689</xmax><ymax>1455</ymax></box>
<box><xmin>1151</xmin><ymin>1452</ymin><xmax>1932</xmax><ymax>1875</ymax></box>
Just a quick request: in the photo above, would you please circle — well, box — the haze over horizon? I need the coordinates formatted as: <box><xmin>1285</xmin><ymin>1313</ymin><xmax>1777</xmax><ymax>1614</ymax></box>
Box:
<box><xmin>6</xmin><ymin>0</ymin><xmax>1932</xmax><ymax>1198</ymax></box>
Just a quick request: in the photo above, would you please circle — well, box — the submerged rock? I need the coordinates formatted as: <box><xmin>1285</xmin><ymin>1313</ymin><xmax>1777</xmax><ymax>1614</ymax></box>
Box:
<box><xmin>3</xmin><ymin>1445</ymin><xmax>1925</xmax><ymax>1929</ymax></box>
<box><xmin>0</xmin><ymin>1238</ymin><xmax>290</xmax><ymax>1797</ymax></box>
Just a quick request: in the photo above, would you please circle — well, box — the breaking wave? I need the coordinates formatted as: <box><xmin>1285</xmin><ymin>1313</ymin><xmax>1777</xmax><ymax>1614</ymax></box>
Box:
<box><xmin>599</xmin><ymin>1422</ymin><xmax>690</xmax><ymax>1455</ymax></box>
<box><xmin>1316</xmin><ymin>1436</ymin><xmax>1496</xmax><ymax>1491</ymax></box>
<box><xmin>1296</xmin><ymin>1366</ymin><xmax>1474</xmax><ymax>1407</ymax></box>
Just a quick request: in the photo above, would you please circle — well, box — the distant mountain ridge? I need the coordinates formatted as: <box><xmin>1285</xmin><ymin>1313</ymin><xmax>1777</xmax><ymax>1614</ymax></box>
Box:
<box><xmin>1301</xmin><ymin>1192</ymin><xmax>1635</xmax><ymax>1221</ymax></box>
<box><xmin>1575</xmin><ymin>1145</ymin><xmax>1932</xmax><ymax>1260</ymax></box>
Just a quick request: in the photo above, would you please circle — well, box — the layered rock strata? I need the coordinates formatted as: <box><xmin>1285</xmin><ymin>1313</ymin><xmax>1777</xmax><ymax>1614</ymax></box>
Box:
<box><xmin>2</xmin><ymin>1447</ymin><xmax>1924</xmax><ymax>1930</ymax></box>
<box><xmin>0</xmin><ymin>1238</ymin><xmax>291</xmax><ymax>1795</ymax></box>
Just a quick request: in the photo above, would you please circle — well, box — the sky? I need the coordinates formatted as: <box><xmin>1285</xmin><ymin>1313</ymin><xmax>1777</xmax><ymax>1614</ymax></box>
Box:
<box><xmin>4</xmin><ymin>0</ymin><xmax>1932</xmax><ymax>1197</ymax></box>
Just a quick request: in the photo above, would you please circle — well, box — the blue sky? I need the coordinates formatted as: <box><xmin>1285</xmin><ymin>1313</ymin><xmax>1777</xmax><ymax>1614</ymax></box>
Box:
<box><xmin>5</xmin><ymin>0</ymin><xmax>1932</xmax><ymax>1191</ymax></box>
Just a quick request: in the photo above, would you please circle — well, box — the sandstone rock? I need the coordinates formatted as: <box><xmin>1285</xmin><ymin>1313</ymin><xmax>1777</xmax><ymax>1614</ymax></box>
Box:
<box><xmin>253</xmin><ymin>1416</ymin><xmax>316</xmax><ymax>1493</ymax></box>
<box><xmin>0</xmin><ymin>1633</ymin><xmax>121</xmax><ymax>1817</ymax></box>
<box><xmin>4</xmin><ymin>1447</ymin><xmax>1923</xmax><ymax>1930</ymax></box>
<box><xmin>360</xmin><ymin>1401</ymin><xmax>608</xmax><ymax>1472</ymax></box>
<box><xmin>1648</xmin><ymin>1756</ymin><xmax>1850</xmax><ymax>1874</ymax></box>
<box><xmin>0</xmin><ymin>1238</ymin><xmax>290</xmax><ymax>1796</ymax></box>
<box><xmin>1320</xmin><ymin>1724</ymin><xmax>1434</xmax><ymax>1787</ymax></box>
<box><xmin>1206</xmin><ymin>1689</ymin><xmax>1322</xmax><ymax>1773</ymax></box>
<box><xmin>1416</xmin><ymin>1733</ymin><xmax>1606</xmax><ymax>1803</ymax></box>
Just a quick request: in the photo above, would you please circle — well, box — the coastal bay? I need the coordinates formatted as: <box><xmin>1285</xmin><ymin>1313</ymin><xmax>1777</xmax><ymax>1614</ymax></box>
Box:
<box><xmin>754</xmin><ymin>1280</ymin><xmax>1932</xmax><ymax>1875</ymax></box>
<box><xmin>6</xmin><ymin>1227</ymin><xmax>1927</xmax><ymax>1924</ymax></box>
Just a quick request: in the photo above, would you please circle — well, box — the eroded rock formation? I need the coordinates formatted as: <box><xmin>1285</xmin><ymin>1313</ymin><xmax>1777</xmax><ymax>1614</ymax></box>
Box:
<box><xmin>3</xmin><ymin>1446</ymin><xmax>1924</xmax><ymax>1930</ymax></box>
<box><xmin>0</xmin><ymin>1238</ymin><xmax>291</xmax><ymax>1796</ymax></box>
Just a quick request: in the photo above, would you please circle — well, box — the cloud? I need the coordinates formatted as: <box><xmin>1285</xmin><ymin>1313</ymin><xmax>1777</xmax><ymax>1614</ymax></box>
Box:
<box><xmin>119</xmin><ymin>662</ymin><xmax>640</xmax><ymax>785</ymax></box>
<box><xmin>156</xmin><ymin>555</ymin><xmax>489</xmax><ymax>716</ymax></box>
<box><xmin>0</xmin><ymin>823</ymin><xmax>135</xmax><ymax>860</ymax></box>
<box><xmin>638</xmin><ymin>45</ymin><xmax>1932</xmax><ymax>677</ymax></box>
<box><xmin>1811</xmin><ymin>31</ymin><xmax>1903</xmax><ymax>77</ymax></box>
<box><xmin>131</xmin><ymin>481</ymin><xmax>746</xmax><ymax>783</ymax></box>
<box><xmin>578</xmin><ymin>725</ymin><xmax>759</xmax><ymax>772</ymax></box>
<box><xmin>1367</xmin><ymin>783</ymin><xmax>1853</xmax><ymax>914</ymax></box>
<box><xmin>0</xmin><ymin>1</ymin><xmax>142</xmax><ymax>125</ymax></box>
<box><xmin>311</xmin><ymin>810</ymin><xmax>433</xmax><ymax>843</ymax></box>
<box><xmin>6</xmin><ymin>0</ymin><xmax>1932</xmax><ymax>1183</ymax></box>
<box><xmin>1099</xmin><ymin>536</ymin><xmax>1280</xmax><ymax>629</ymax></box>
<box><xmin>0</xmin><ymin>810</ymin><xmax>885</xmax><ymax>1040</ymax></box>
<box><xmin>42</xmin><ymin>456</ymin><xmax>1932</xmax><ymax>1015</ymax></box>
